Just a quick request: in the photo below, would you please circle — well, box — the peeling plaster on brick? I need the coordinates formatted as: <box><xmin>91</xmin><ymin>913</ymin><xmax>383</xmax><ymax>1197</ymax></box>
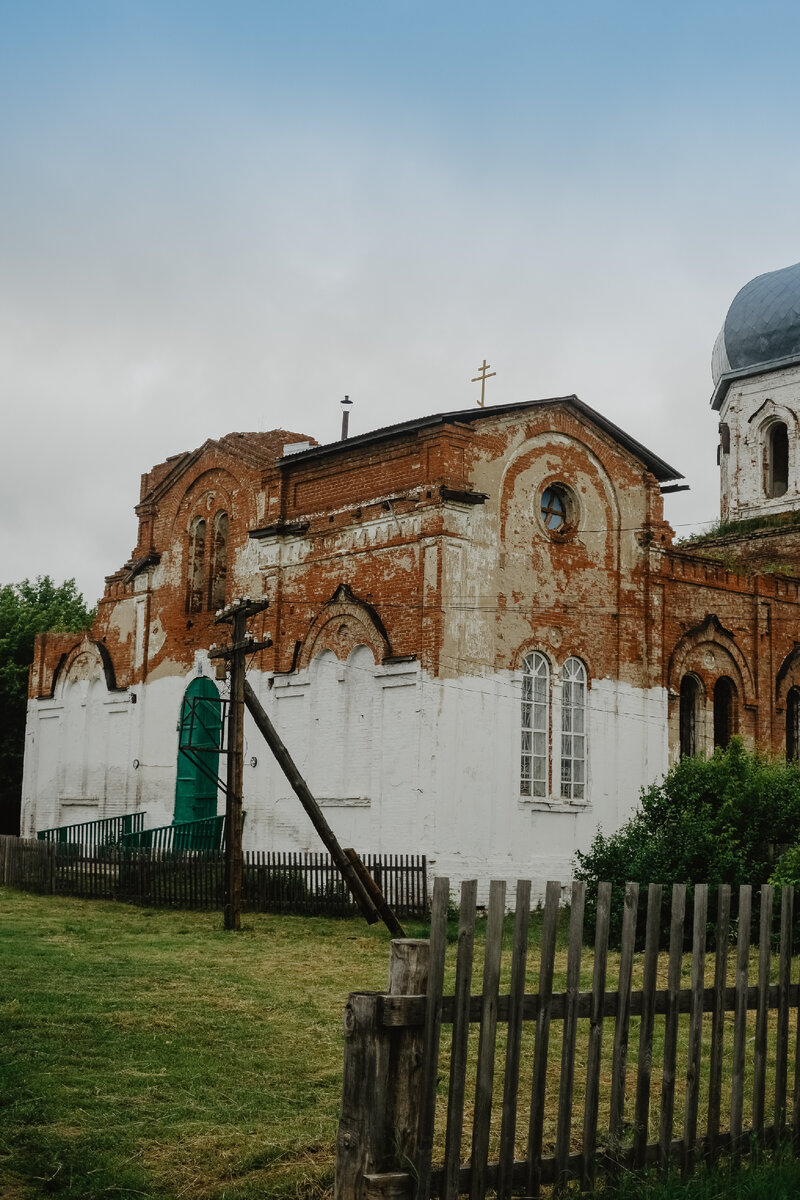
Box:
<box><xmin>108</xmin><ymin>601</ymin><xmax>136</xmax><ymax>644</ymax></box>
<box><xmin>146</xmin><ymin>657</ymin><xmax>195</xmax><ymax>684</ymax></box>
<box><xmin>148</xmin><ymin>617</ymin><xmax>167</xmax><ymax>659</ymax></box>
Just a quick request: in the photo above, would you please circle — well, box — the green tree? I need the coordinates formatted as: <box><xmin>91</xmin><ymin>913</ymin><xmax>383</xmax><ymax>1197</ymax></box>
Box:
<box><xmin>574</xmin><ymin>738</ymin><xmax>800</xmax><ymax>946</ymax></box>
<box><xmin>0</xmin><ymin>577</ymin><xmax>94</xmax><ymax>835</ymax></box>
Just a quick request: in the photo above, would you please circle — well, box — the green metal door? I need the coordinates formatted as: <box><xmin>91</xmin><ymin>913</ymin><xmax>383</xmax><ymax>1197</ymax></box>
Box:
<box><xmin>174</xmin><ymin>677</ymin><xmax>222</xmax><ymax>826</ymax></box>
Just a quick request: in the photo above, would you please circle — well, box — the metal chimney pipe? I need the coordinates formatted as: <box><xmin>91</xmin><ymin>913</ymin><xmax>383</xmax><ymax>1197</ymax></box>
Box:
<box><xmin>341</xmin><ymin>395</ymin><xmax>353</xmax><ymax>440</ymax></box>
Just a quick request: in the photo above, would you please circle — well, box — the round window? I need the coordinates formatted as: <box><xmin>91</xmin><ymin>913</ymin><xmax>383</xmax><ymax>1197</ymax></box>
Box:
<box><xmin>539</xmin><ymin>484</ymin><xmax>575</xmax><ymax>535</ymax></box>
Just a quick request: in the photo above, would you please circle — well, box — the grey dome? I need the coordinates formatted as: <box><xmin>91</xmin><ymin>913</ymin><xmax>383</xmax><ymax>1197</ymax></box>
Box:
<box><xmin>712</xmin><ymin>260</ymin><xmax>800</xmax><ymax>386</ymax></box>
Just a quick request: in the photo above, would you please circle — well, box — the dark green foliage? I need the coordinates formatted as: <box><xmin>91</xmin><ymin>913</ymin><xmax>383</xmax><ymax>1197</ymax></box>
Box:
<box><xmin>268</xmin><ymin>868</ymin><xmax>310</xmax><ymax>903</ymax></box>
<box><xmin>0</xmin><ymin>577</ymin><xmax>94</xmax><ymax>835</ymax></box>
<box><xmin>574</xmin><ymin>739</ymin><xmax>800</xmax><ymax>946</ymax></box>
<box><xmin>679</xmin><ymin>509</ymin><xmax>800</xmax><ymax>545</ymax></box>
<box><xmin>770</xmin><ymin>843</ymin><xmax>800</xmax><ymax>887</ymax></box>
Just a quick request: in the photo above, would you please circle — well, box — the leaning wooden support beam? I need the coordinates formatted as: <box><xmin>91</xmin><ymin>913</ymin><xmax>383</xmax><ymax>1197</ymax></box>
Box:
<box><xmin>243</xmin><ymin>679</ymin><xmax>386</xmax><ymax>928</ymax></box>
<box><xmin>345</xmin><ymin>848</ymin><xmax>406</xmax><ymax>938</ymax></box>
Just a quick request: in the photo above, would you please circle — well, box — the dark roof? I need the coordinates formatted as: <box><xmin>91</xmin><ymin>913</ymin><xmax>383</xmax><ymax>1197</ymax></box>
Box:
<box><xmin>277</xmin><ymin>395</ymin><xmax>683</xmax><ymax>482</ymax></box>
<box><xmin>711</xmin><ymin>260</ymin><xmax>800</xmax><ymax>409</ymax></box>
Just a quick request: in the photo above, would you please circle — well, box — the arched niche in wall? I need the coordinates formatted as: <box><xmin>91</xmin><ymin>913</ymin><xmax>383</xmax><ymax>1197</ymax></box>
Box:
<box><xmin>168</xmin><ymin>467</ymin><xmax>238</xmax><ymax>534</ymax></box>
<box><xmin>297</xmin><ymin>584</ymin><xmax>391</xmax><ymax>671</ymax></box>
<box><xmin>787</xmin><ymin>688</ymin><xmax>800</xmax><ymax>762</ymax></box>
<box><xmin>745</xmin><ymin>399</ymin><xmax>798</xmax><ymax>506</ymax></box>
<box><xmin>51</xmin><ymin>640</ymin><xmax>127</xmax><ymax>821</ymax></box>
<box><xmin>497</xmin><ymin>429</ymin><xmax>623</xmax><ymax>624</ymax></box>
<box><xmin>776</xmin><ymin>646</ymin><xmax>800</xmax><ymax>759</ymax></box>
<box><xmin>668</xmin><ymin>615</ymin><xmax>754</xmax><ymax>757</ymax></box>
<box><xmin>668</xmin><ymin>615</ymin><xmax>755</xmax><ymax>707</ymax></box>
<box><xmin>679</xmin><ymin>673</ymin><xmax>704</xmax><ymax>758</ymax></box>
<box><xmin>713</xmin><ymin>676</ymin><xmax>737</xmax><ymax>749</ymax></box>
<box><xmin>169</xmin><ymin>467</ymin><xmax>238</xmax><ymax>614</ymax></box>
<box><xmin>764</xmin><ymin>420</ymin><xmax>790</xmax><ymax>498</ymax></box>
<box><xmin>52</xmin><ymin>638</ymin><xmax>119</xmax><ymax>699</ymax></box>
<box><xmin>306</xmin><ymin>642</ymin><xmax>377</xmax><ymax>803</ymax></box>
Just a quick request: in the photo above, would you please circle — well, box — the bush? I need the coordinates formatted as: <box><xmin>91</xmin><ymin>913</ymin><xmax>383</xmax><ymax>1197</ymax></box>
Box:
<box><xmin>574</xmin><ymin>738</ymin><xmax>800</xmax><ymax>946</ymax></box>
<box><xmin>769</xmin><ymin>843</ymin><xmax>800</xmax><ymax>887</ymax></box>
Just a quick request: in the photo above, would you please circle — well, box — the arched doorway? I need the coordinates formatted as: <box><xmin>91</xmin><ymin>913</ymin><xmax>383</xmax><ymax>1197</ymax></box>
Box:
<box><xmin>713</xmin><ymin>676</ymin><xmax>737</xmax><ymax>750</ymax></box>
<box><xmin>679</xmin><ymin>675</ymin><xmax>700</xmax><ymax>758</ymax></box>
<box><xmin>787</xmin><ymin>687</ymin><xmax>800</xmax><ymax>762</ymax></box>
<box><xmin>174</xmin><ymin>677</ymin><xmax>222</xmax><ymax>825</ymax></box>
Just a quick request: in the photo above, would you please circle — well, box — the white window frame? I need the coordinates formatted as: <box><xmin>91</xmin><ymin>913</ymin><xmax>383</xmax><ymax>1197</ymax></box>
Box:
<box><xmin>520</xmin><ymin>652</ymin><xmax>549</xmax><ymax>797</ymax></box>
<box><xmin>559</xmin><ymin>657</ymin><xmax>587</xmax><ymax>801</ymax></box>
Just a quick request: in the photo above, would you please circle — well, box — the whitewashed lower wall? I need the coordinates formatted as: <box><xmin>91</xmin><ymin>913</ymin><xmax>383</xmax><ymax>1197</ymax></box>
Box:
<box><xmin>21</xmin><ymin>650</ymin><xmax>670</xmax><ymax>898</ymax></box>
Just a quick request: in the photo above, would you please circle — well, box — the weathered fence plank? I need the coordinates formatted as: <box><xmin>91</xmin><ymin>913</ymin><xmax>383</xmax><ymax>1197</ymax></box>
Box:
<box><xmin>659</xmin><ymin>883</ymin><xmax>686</xmax><ymax>1169</ymax></box>
<box><xmin>707</xmin><ymin>883</ymin><xmax>730</xmax><ymax>1160</ymax></box>
<box><xmin>443</xmin><ymin>880</ymin><xmax>478</xmax><ymax>1200</ymax></box>
<box><xmin>753</xmin><ymin>884</ymin><xmax>774</xmax><ymax>1136</ymax></box>
<box><xmin>683</xmin><ymin>883</ymin><xmax>708</xmax><ymax>1171</ymax></box>
<box><xmin>555</xmin><ymin>881</ymin><xmax>585</xmax><ymax>1186</ymax></box>
<box><xmin>633</xmin><ymin>882</ymin><xmax>662</xmax><ymax>1169</ymax></box>
<box><xmin>469</xmin><ymin>880</ymin><xmax>505</xmax><ymax>1200</ymax></box>
<box><xmin>385</xmin><ymin>940</ymin><xmax>430</xmax><ymax>1176</ymax></box>
<box><xmin>497</xmin><ymin>880</ymin><xmax>530</xmax><ymax>1200</ymax></box>
<box><xmin>414</xmin><ymin>877</ymin><xmax>449</xmax><ymax>1200</ymax></box>
<box><xmin>609</xmin><ymin>881</ymin><xmax>639</xmax><ymax>1153</ymax></box>
<box><xmin>581</xmin><ymin>880</ymin><xmax>610</xmax><ymax>1190</ymax></box>
<box><xmin>526</xmin><ymin>879</ymin><xmax>561</xmax><ymax>1196</ymax></box>
<box><xmin>777</xmin><ymin>886</ymin><xmax>793</xmax><ymax>1135</ymax></box>
<box><xmin>730</xmin><ymin>884</ymin><xmax>752</xmax><ymax>1151</ymax></box>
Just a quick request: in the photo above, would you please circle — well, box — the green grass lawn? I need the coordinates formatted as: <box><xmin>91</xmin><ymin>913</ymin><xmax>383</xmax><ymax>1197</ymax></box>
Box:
<box><xmin>0</xmin><ymin>888</ymin><xmax>402</xmax><ymax>1200</ymax></box>
<box><xmin>4</xmin><ymin>888</ymin><xmax>800</xmax><ymax>1200</ymax></box>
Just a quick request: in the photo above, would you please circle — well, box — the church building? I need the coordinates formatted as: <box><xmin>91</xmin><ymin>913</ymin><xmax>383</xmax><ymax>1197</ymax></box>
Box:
<box><xmin>20</xmin><ymin>262</ymin><xmax>800</xmax><ymax>889</ymax></box>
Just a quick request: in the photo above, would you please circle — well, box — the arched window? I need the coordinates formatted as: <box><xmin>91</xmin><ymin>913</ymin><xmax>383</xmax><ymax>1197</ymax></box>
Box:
<box><xmin>560</xmin><ymin>657</ymin><xmax>586</xmax><ymax>800</ymax></box>
<box><xmin>209</xmin><ymin>511</ymin><xmax>228</xmax><ymax>610</ymax></box>
<box><xmin>521</xmin><ymin>652</ymin><xmax>549</xmax><ymax>797</ymax></box>
<box><xmin>187</xmin><ymin>517</ymin><xmax>206</xmax><ymax>614</ymax></box>
<box><xmin>765</xmin><ymin>422</ymin><xmax>789</xmax><ymax>498</ymax></box>
<box><xmin>679</xmin><ymin>674</ymin><xmax>700</xmax><ymax>758</ymax></box>
<box><xmin>713</xmin><ymin>676</ymin><xmax>736</xmax><ymax>749</ymax></box>
<box><xmin>787</xmin><ymin>688</ymin><xmax>800</xmax><ymax>762</ymax></box>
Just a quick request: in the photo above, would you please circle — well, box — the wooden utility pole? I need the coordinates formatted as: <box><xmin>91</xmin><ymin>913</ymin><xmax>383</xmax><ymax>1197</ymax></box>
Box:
<box><xmin>244</xmin><ymin>681</ymin><xmax>404</xmax><ymax>936</ymax></box>
<box><xmin>211</xmin><ymin>595</ymin><xmax>405</xmax><ymax>937</ymax></box>
<box><xmin>210</xmin><ymin>596</ymin><xmax>271</xmax><ymax>931</ymax></box>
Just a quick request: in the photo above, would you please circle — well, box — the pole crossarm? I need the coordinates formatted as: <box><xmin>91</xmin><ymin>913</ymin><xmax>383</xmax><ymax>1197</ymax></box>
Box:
<box><xmin>214</xmin><ymin>597</ymin><xmax>270</xmax><ymax>625</ymax></box>
<box><xmin>209</xmin><ymin>638</ymin><xmax>272</xmax><ymax>661</ymax></box>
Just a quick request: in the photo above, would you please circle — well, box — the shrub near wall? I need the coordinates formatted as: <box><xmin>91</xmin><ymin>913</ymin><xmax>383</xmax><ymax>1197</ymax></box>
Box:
<box><xmin>574</xmin><ymin>738</ymin><xmax>800</xmax><ymax>945</ymax></box>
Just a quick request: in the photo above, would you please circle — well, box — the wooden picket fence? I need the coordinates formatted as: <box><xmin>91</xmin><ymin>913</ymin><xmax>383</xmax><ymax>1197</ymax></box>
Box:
<box><xmin>0</xmin><ymin>835</ymin><xmax>427</xmax><ymax>917</ymax></box>
<box><xmin>335</xmin><ymin>876</ymin><xmax>800</xmax><ymax>1199</ymax></box>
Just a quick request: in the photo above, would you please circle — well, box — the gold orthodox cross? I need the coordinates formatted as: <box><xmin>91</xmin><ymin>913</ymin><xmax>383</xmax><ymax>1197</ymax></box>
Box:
<box><xmin>471</xmin><ymin>358</ymin><xmax>496</xmax><ymax>407</ymax></box>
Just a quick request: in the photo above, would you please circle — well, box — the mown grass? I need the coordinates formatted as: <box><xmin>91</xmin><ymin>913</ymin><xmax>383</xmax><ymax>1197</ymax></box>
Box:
<box><xmin>0</xmin><ymin>888</ymin><xmax>400</xmax><ymax>1199</ymax></box>
<box><xmin>2</xmin><ymin>888</ymin><xmax>799</xmax><ymax>1200</ymax></box>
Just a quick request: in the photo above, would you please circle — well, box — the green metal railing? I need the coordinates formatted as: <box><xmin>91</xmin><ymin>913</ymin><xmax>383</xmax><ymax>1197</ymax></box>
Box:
<box><xmin>37</xmin><ymin>812</ymin><xmax>146</xmax><ymax>850</ymax></box>
<box><xmin>120</xmin><ymin>814</ymin><xmax>226</xmax><ymax>852</ymax></box>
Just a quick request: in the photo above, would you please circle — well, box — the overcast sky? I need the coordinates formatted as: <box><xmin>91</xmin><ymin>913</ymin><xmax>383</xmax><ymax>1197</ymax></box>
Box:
<box><xmin>3</xmin><ymin>0</ymin><xmax>800</xmax><ymax>605</ymax></box>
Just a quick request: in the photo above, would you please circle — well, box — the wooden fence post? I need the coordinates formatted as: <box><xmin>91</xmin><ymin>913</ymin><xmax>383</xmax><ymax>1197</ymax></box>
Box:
<box><xmin>335</xmin><ymin>938</ymin><xmax>430</xmax><ymax>1200</ymax></box>
<box><xmin>384</xmin><ymin>939</ymin><xmax>430</xmax><ymax>1176</ymax></box>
